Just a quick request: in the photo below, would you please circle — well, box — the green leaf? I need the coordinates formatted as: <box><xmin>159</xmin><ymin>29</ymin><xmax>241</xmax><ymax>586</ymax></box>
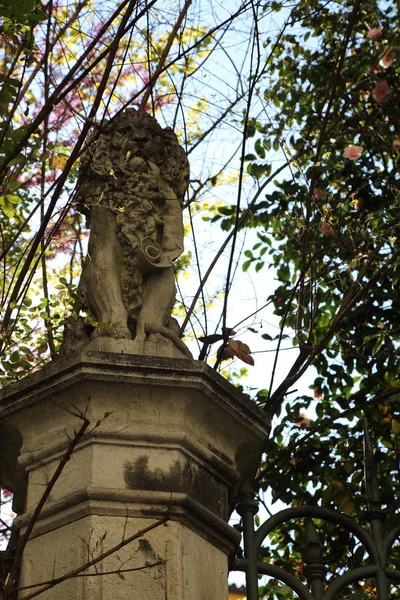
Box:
<box><xmin>10</xmin><ymin>351</ymin><xmax>20</xmax><ymax>363</ymax></box>
<box><xmin>246</xmin><ymin>162</ymin><xmax>271</xmax><ymax>180</ymax></box>
<box><xmin>392</xmin><ymin>419</ymin><xmax>400</xmax><ymax>436</ymax></box>
<box><xmin>372</xmin><ymin>334</ymin><xmax>384</xmax><ymax>356</ymax></box>
<box><xmin>242</xmin><ymin>259</ymin><xmax>252</xmax><ymax>272</ymax></box>
<box><xmin>1</xmin><ymin>202</ymin><xmax>15</xmax><ymax>218</ymax></box>
<box><xmin>255</xmin><ymin>138</ymin><xmax>266</xmax><ymax>159</ymax></box>
<box><xmin>255</xmin><ymin>261</ymin><xmax>264</xmax><ymax>272</ymax></box>
<box><xmin>263</xmin><ymin>138</ymin><xmax>271</xmax><ymax>151</ymax></box>
<box><xmin>0</xmin><ymin>91</ymin><xmax>15</xmax><ymax>103</ymax></box>
<box><xmin>8</xmin><ymin>78</ymin><xmax>22</xmax><ymax>88</ymax></box>
<box><xmin>5</xmin><ymin>194</ymin><xmax>20</xmax><ymax>204</ymax></box>
<box><xmin>338</xmin><ymin>495</ymin><xmax>356</xmax><ymax>515</ymax></box>
<box><xmin>221</xmin><ymin>218</ymin><xmax>232</xmax><ymax>231</ymax></box>
<box><xmin>244</xmin><ymin>123</ymin><xmax>256</xmax><ymax>138</ymax></box>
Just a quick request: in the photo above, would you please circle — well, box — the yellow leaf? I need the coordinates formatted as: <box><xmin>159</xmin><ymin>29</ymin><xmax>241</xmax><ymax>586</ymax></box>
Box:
<box><xmin>51</xmin><ymin>153</ymin><xmax>69</xmax><ymax>169</ymax></box>
<box><xmin>339</xmin><ymin>496</ymin><xmax>356</xmax><ymax>515</ymax></box>
<box><xmin>391</xmin><ymin>419</ymin><xmax>400</xmax><ymax>435</ymax></box>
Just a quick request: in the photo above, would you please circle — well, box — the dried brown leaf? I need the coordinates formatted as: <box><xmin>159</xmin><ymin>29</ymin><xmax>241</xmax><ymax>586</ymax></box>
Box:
<box><xmin>220</xmin><ymin>345</ymin><xmax>236</xmax><ymax>360</ymax></box>
<box><xmin>227</xmin><ymin>339</ymin><xmax>254</xmax><ymax>365</ymax></box>
<box><xmin>237</xmin><ymin>352</ymin><xmax>255</xmax><ymax>366</ymax></box>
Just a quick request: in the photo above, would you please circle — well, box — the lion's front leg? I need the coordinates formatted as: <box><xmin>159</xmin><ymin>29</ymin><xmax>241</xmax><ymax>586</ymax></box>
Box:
<box><xmin>135</xmin><ymin>267</ymin><xmax>176</xmax><ymax>342</ymax></box>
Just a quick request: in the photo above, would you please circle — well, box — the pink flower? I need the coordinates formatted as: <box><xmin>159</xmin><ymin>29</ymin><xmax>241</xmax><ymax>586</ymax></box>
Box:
<box><xmin>379</xmin><ymin>49</ymin><xmax>396</xmax><ymax>68</ymax></box>
<box><xmin>372</xmin><ymin>80</ymin><xmax>391</xmax><ymax>101</ymax></box>
<box><xmin>320</xmin><ymin>221</ymin><xmax>335</xmax><ymax>237</ymax></box>
<box><xmin>313</xmin><ymin>188</ymin><xmax>327</xmax><ymax>201</ymax></box>
<box><xmin>393</xmin><ymin>140</ymin><xmax>400</xmax><ymax>152</ymax></box>
<box><xmin>343</xmin><ymin>145</ymin><xmax>363</xmax><ymax>161</ymax></box>
<box><xmin>367</xmin><ymin>27</ymin><xmax>383</xmax><ymax>39</ymax></box>
<box><xmin>296</xmin><ymin>414</ymin><xmax>311</xmax><ymax>427</ymax></box>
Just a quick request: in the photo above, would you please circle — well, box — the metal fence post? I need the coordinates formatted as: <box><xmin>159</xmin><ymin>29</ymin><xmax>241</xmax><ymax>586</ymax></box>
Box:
<box><xmin>236</xmin><ymin>481</ymin><xmax>259</xmax><ymax>600</ymax></box>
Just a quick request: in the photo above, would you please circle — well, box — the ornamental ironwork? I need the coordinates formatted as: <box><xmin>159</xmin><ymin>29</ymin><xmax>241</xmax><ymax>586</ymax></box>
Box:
<box><xmin>231</xmin><ymin>420</ymin><xmax>400</xmax><ymax>599</ymax></box>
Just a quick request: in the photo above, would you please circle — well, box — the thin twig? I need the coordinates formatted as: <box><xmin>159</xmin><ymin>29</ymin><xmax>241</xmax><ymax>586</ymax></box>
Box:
<box><xmin>40</xmin><ymin>0</ymin><xmax>57</xmax><ymax>358</ymax></box>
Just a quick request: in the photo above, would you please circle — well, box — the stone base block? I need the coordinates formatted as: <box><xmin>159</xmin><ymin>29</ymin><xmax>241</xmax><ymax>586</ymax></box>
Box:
<box><xmin>18</xmin><ymin>513</ymin><xmax>229</xmax><ymax>600</ymax></box>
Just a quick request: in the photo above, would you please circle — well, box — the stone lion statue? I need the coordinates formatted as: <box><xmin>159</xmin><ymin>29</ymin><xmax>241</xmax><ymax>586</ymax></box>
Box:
<box><xmin>71</xmin><ymin>109</ymin><xmax>190</xmax><ymax>354</ymax></box>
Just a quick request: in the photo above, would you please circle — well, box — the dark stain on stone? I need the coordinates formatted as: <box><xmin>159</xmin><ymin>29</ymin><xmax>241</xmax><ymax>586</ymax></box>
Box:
<box><xmin>124</xmin><ymin>455</ymin><xmax>227</xmax><ymax>518</ymax></box>
<box><xmin>138</xmin><ymin>538</ymin><xmax>154</xmax><ymax>555</ymax></box>
<box><xmin>124</xmin><ymin>456</ymin><xmax>180</xmax><ymax>491</ymax></box>
<box><xmin>138</xmin><ymin>538</ymin><xmax>163</xmax><ymax>568</ymax></box>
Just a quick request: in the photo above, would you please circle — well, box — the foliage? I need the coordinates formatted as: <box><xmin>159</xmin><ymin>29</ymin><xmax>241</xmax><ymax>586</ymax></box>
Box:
<box><xmin>229</xmin><ymin>0</ymin><xmax>400</xmax><ymax>596</ymax></box>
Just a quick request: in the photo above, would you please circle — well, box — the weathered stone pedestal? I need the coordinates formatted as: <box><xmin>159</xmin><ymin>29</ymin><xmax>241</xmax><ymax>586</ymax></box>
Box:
<box><xmin>0</xmin><ymin>350</ymin><xmax>270</xmax><ymax>599</ymax></box>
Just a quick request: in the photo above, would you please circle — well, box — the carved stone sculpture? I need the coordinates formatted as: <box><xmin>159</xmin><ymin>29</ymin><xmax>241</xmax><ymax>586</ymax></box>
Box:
<box><xmin>74</xmin><ymin>109</ymin><xmax>190</xmax><ymax>354</ymax></box>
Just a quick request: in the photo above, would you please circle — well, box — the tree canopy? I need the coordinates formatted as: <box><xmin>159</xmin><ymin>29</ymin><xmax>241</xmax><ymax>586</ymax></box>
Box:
<box><xmin>241</xmin><ymin>1</ymin><xmax>400</xmax><ymax>595</ymax></box>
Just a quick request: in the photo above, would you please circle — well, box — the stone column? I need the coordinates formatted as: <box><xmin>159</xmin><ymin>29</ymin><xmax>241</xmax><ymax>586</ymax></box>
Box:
<box><xmin>1</xmin><ymin>350</ymin><xmax>270</xmax><ymax>599</ymax></box>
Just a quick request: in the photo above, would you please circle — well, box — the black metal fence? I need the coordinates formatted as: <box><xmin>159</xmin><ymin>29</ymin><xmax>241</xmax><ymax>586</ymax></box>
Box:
<box><xmin>231</xmin><ymin>421</ymin><xmax>400</xmax><ymax>599</ymax></box>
